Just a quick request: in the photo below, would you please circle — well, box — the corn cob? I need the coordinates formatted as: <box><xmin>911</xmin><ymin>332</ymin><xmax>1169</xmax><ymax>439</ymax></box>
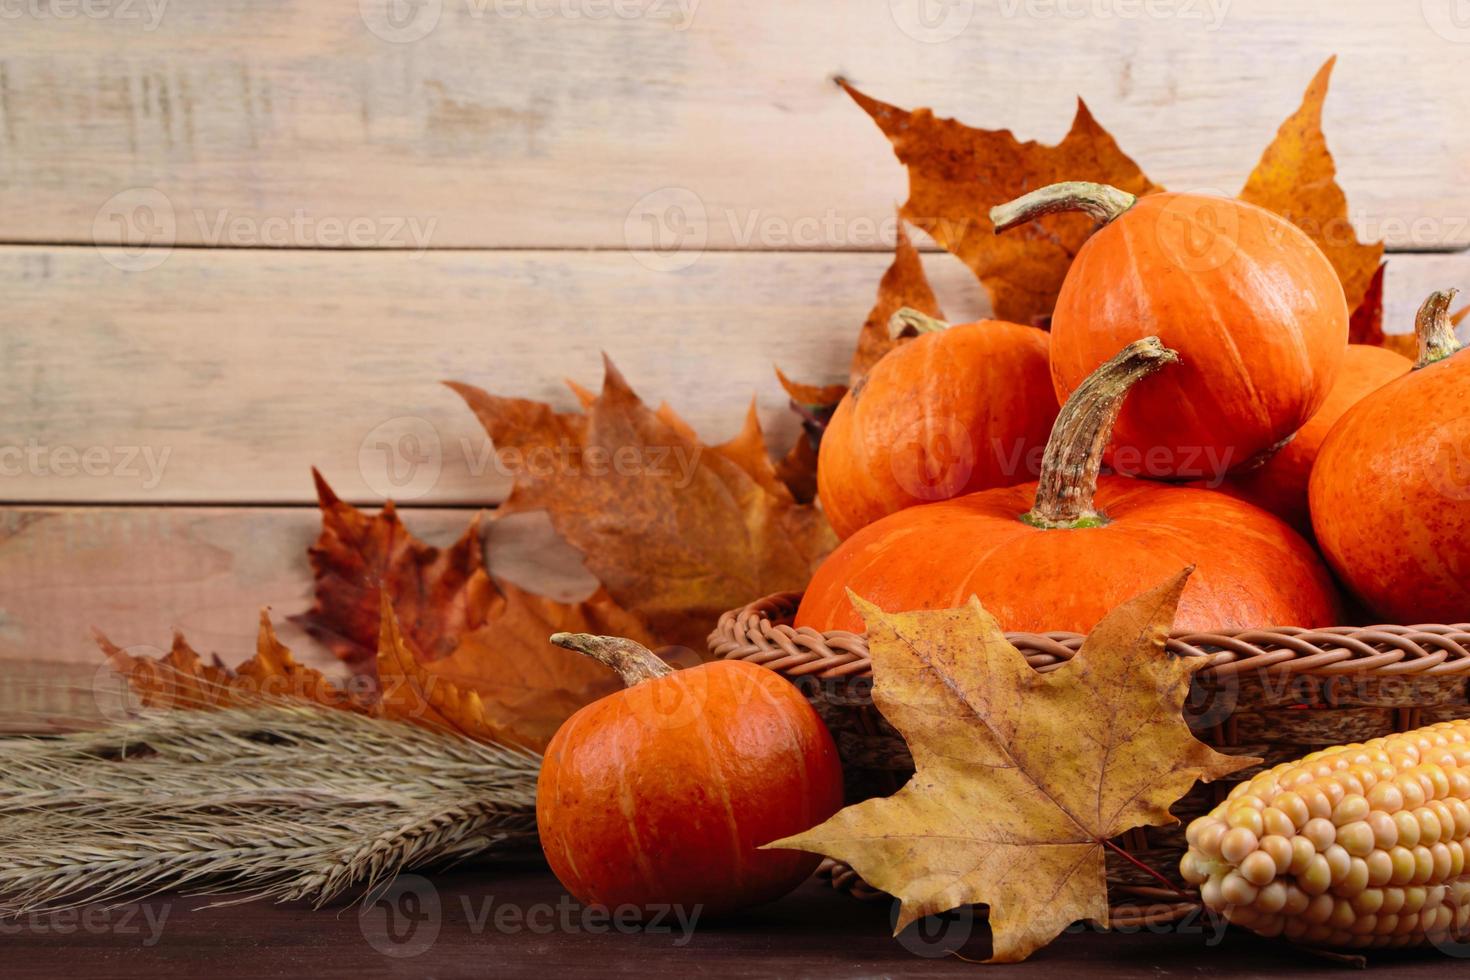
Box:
<box><xmin>1181</xmin><ymin>720</ymin><xmax>1470</xmax><ymax>950</ymax></box>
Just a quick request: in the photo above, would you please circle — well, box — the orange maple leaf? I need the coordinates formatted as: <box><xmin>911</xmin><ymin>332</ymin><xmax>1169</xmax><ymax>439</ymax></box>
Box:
<box><xmin>293</xmin><ymin>472</ymin><xmax>656</xmax><ymax>749</ymax></box>
<box><xmin>450</xmin><ymin>358</ymin><xmax>837</xmax><ymax>652</ymax></box>
<box><xmin>294</xmin><ymin>470</ymin><xmax>494</xmax><ymax>666</ymax></box>
<box><xmin>97</xmin><ymin>612</ymin><xmax>353</xmax><ymax>713</ymax></box>
<box><xmin>842</xmin><ymin>79</ymin><xmax>1158</xmax><ymax>324</ymax></box>
<box><xmin>1239</xmin><ymin>56</ymin><xmax>1384</xmax><ymax>317</ymax></box>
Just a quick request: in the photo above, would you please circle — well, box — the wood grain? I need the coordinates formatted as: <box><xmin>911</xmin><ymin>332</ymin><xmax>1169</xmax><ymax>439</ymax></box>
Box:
<box><xmin>4</xmin><ymin>1</ymin><xmax>1469</xmax><ymax>252</ymax></box>
<box><xmin>0</xmin><ymin>505</ymin><xmax>597</xmax><ymax>726</ymax></box>
<box><xmin>3</xmin><ymin>246</ymin><xmax>1465</xmax><ymax>505</ymax></box>
<box><xmin>0</xmin><ymin>505</ymin><xmax>594</xmax><ymax>662</ymax></box>
<box><xmin>7</xmin><ymin>866</ymin><xmax>1453</xmax><ymax>979</ymax></box>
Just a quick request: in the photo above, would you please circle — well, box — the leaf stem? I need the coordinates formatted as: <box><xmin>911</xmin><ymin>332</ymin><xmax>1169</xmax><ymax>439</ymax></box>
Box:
<box><xmin>1098</xmin><ymin>837</ymin><xmax>1193</xmax><ymax>900</ymax></box>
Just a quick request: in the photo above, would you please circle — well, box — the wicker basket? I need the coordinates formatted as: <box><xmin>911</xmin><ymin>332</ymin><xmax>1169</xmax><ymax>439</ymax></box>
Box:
<box><xmin>709</xmin><ymin>592</ymin><xmax>1470</xmax><ymax>915</ymax></box>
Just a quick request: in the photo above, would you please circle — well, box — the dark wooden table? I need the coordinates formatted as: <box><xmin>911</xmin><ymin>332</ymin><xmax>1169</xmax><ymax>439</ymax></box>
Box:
<box><xmin>8</xmin><ymin>865</ymin><xmax>1465</xmax><ymax>978</ymax></box>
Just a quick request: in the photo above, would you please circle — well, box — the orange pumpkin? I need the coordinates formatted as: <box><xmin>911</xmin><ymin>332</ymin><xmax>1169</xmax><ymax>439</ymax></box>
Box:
<box><xmin>992</xmin><ymin>182</ymin><xmax>1347</xmax><ymax>479</ymax></box>
<box><xmin>818</xmin><ymin>309</ymin><xmax>1056</xmax><ymax>539</ymax></box>
<box><xmin>796</xmin><ymin>338</ymin><xmax>1342</xmax><ymax>635</ymax></box>
<box><xmin>1221</xmin><ymin>344</ymin><xmax>1410</xmax><ymax>533</ymax></box>
<box><xmin>1311</xmin><ymin>290</ymin><xmax>1470</xmax><ymax>623</ymax></box>
<box><xmin>536</xmin><ymin>633</ymin><xmax>844</xmax><ymax>915</ymax></box>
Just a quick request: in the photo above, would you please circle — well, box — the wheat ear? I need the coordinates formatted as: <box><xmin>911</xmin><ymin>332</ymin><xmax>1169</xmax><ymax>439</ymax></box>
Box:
<box><xmin>0</xmin><ymin>701</ymin><xmax>541</xmax><ymax>914</ymax></box>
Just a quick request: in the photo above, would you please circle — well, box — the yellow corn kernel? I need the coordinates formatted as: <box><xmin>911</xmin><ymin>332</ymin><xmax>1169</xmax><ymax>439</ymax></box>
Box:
<box><xmin>1333</xmin><ymin>794</ymin><xmax>1370</xmax><ymax>826</ymax></box>
<box><xmin>1240</xmin><ymin>850</ymin><xmax>1278</xmax><ymax>887</ymax></box>
<box><xmin>1221</xmin><ymin>826</ymin><xmax>1260</xmax><ymax>864</ymax></box>
<box><xmin>1302</xmin><ymin>817</ymin><xmax>1336</xmax><ymax>852</ymax></box>
<box><xmin>1227</xmin><ymin>806</ymin><xmax>1265</xmax><ymax>837</ymax></box>
<box><xmin>1336</xmin><ymin>821</ymin><xmax>1375</xmax><ymax>858</ymax></box>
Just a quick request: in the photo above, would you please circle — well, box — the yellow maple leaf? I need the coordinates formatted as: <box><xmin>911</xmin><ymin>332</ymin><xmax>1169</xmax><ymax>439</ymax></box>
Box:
<box><xmin>769</xmin><ymin>569</ymin><xmax>1255</xmax><ymax>963</ymax></box>
<box><xmin>1240</xmin><ymin>56</ymin><xmax>1384</xmax><ymax>316</ymax></box>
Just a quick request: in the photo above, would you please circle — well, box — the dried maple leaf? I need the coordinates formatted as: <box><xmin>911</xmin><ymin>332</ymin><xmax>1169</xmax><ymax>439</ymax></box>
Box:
<box><xmin>770</xmin><ymin>569</ymin><xmax>1254</xmax><ymax>963</ymax></box>
<box><xmin>1348</xmin><ymin>262</ymin><xmax>1387</xmax><ymax>346</ymax></box>
<box><xmin>774</xmin><ymin>433</ymin><xmax>819</xmax><ymax>505</ymax></box>
<box><xmin>450</xmin><ymin>359</ymin><xmax>836</xmax><ymax>652</ymax></box>
<box><xmin>842</xmin><ymin>79</ymin><xmax>1158</xmax><ymax>324</ymax></box>
<box><xmin>374</xmin><ymin>594</ymin><xmax>520</xmax><ymax>745</ymax></box>
<box><xmin>417</xmin><ymin>581</ymin><xmax>638</xmax><ymax>749</ymax></box>
<box><xmin>848</xmin><ymin>219</ymin><xmax>945</xmax><ymax>384</ymax></box>
<box><xmin>97</xmin><ymin>613</ymin><xmax>350</xmax><ymax>712</ymax></box>
<box><xmin>770</xmin><ymin>220</ymin><xmax>947</xmax><ymax>495</ymax></box>
<box><xmin>1240</xmin><ymin>56</ymin><xmax>1384</xmax><ymax>316</ymax></box>
<box><xmin>295</xmin><ymin>469</ymin><xmax>494</xmax><ymax>666</ymax></box>
<box><xmin>294</xmin><ymin>472</ymin><xmax>654</xmax><ymax>749</ymax></box>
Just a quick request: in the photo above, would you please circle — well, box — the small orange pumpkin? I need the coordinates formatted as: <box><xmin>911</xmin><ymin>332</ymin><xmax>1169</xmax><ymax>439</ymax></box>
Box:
<box><xmin>536</xmin><ymin>633</ymin><xmax>844</xmax><ymax>915</ymax></box>
<box><xmin>817</xmin><ymin>309</ymin><xmax>1056</xmax><ymax>539</ymax></box>
<box><xmin>796</xmin><ymin>338</ymin><xmax>1342</xmax><ymax>635</ymax></box>
<box><xmin>992</xmin><ymin>182</ymin><xmax>1348</xmax><ymax>479</ymax></box>
<box><xmin>1311</xmin><ymin>290</ymin><xmax>1470</xmax><ymax>623</ymax></box>
<box><xmin>1221</xmin><ymin>344</ymin><xmax>1410</xmax><ymax>534</ymax></box>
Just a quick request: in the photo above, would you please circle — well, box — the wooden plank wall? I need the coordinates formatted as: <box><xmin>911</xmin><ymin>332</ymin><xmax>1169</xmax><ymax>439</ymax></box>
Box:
<box><xmin>1</xmin><ymin>1</ymin><xmax>1468</xmax><ymax>721</ymax></box>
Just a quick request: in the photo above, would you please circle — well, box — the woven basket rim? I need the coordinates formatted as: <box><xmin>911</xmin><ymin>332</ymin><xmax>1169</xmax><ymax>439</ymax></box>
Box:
<box><xmin>708</xmin><ymin>592</ymin><xmax>1470</xmax><ymax>679</ymax></box>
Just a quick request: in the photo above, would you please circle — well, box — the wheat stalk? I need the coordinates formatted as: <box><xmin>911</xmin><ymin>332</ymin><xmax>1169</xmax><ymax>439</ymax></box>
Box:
<box><xmin>0</xmin><ymin>701</ymin><xmax>541</xmax><ymax>914</ymax></box>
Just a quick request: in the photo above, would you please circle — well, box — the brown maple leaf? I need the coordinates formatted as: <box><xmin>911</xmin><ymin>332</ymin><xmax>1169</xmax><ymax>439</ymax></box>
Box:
<box><xmin>1347</xmin><ymin>262</ymin><xmax>1387</xmax><ymax>346</ymax></box>
<box><xmin>848</xmin><ymin>219</ymin><xmax>946</xmax><ymax>384</ymax></box>
<box><xmin>293</xmin><ymin>472</ymin><xmax>655</xmax><ymax>749</ymax></box>
<box><xmin>449</xmin><ymin>358</ymin><xmax>837</xmax><ymax>652</ymax></box>
<box><xmin>1239</xmin><ymin>56</ymin><xmax>1384</xmax><ymax>317</ymax></box>
<box><xmin>842</xmin><ymin>79</ymin><xmax>1158</xmax><ymax>324</ymax></box>
<box><xmin>770</xmin><ymin>220</ymin><xmax>948</xmax><ymax>496</ymax></box>
<box><xmin>770</xmin><ymin>569</ymin><xmax>1255</xmax><ymax>963</ymax></box>
<box><xmin>97</xmin><ymin>612</ymin><xmax>352</xmax><ymax>713</ymax></box>
<box><xmin>294</xmin><ymin>469</ymin><xmax>494</xmax><ymax>666</ymax></box>
<box><xmin>373</xmin><ymin>594</ymin><xmax>521</xmax><ymax>745</ymax></box>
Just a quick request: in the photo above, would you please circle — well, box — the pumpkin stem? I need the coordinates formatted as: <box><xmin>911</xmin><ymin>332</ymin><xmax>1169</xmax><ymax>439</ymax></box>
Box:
<box><xmin>990</xmin><ymin>181</ymin><xmax>1138</xmax><ymax>234</ymax></box>
<box><xmin>1414</xmin><ymin>289</ymin><xmax>1462</xmax><ymax>368</ymax></box>
<box><xmin>887</xmin><ymin>307</ymin><xmax>950</xmax><ymax>340</ymax></box>
<box><xmin>549</xmin><ymin>632</ymin><xmax>673</xmax><ymax>688</ymax></box>
<box><xmin>1022</xmin><ymin>337</ymin><xmax>1180</xmax><ymax>530</ymax></box>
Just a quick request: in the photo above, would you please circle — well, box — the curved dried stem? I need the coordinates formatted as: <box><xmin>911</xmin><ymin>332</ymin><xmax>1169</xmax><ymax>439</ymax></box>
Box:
<box><xmin>550</xmin><ymin>632</ymin><xmax>672</xmax><ymax>688</ymax></box>
<box><xmin>990</xmin><ymin>181</ymin><xmax>1138</xmax><ymax>234</ymax></box>
<box><xmin>1023</xmin><ymin>337</ymin><xmax>1179</xmax><ymax>529</ymax></box>
<box><xmin>887</xmin><ymin>307</ymin><xmax>950</xmax><ymax>340</ymax></box>
<box><xmin>1415</xmin><ymin>288</ymin><xmax>1463</xmax><ymax>368</ymax></box>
